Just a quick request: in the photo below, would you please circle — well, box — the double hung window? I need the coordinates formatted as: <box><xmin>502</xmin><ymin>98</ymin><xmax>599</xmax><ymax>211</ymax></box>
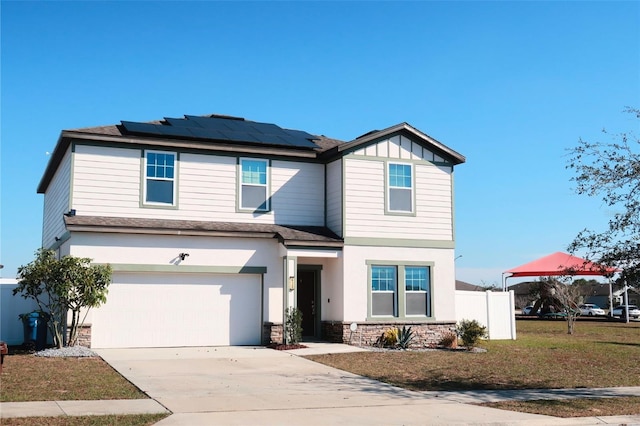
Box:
<box><xmin>240</xmin><ymin>158</ymin><xmax>269</xmax><ymax>211</ymax></box>
<box><xmin>144</xmin><ymin>151</ymin><xmax>176</xmax><ymax>205</ymax></box>
<box><xmin>371</xmin><ymin>266</ymin><xmax>397</xmax><ymax>316</ymax></box>
<box><xmin>370</xmin><ymin>263</ymin><xmax>431</xmax><ymax>318</ymax></box>
<box><xmin>387</xmin><ymin>163</ymin><xmax>413</xmax><ymax>213</ymax></box>
<box><xmin>405</xmin><ymin>266</ymin><xmax>430</xmax><ymax>316</ymax></box>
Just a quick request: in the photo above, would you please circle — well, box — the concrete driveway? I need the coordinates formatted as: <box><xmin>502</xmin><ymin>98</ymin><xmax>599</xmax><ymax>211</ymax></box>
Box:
<box><xmin>96</xmin><ymin>346</ymin><xmax>555</xmax><ymax>425</ymax></box>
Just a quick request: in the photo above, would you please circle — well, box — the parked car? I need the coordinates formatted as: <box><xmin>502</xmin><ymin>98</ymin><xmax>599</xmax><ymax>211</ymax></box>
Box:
<box><xmin>611</xmin><ymin>305</ymin><xmax>640</xmax><ymax>319</ymax></box>
<box><xmin>522</xmin><ymin>305</ymin><xmax>536</xmax><ymax>315</ymax></box>
<box><xmin>579</xmin><ymin>304</ymin><xmax>606</xmax><ymax>316</ymax></box>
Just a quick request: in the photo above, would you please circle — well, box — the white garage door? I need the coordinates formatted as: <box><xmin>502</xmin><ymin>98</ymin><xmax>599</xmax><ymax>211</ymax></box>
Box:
<box><xmin>91</xmin><ymin>272</ymin><xmax>262</xmax><ymax>348</ymax></box>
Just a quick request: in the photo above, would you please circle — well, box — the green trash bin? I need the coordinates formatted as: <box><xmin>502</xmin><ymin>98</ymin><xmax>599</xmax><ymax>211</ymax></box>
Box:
<box><xmin>20</xmin><ymin>311</ymin><xmax>49</xmax><ymax>350</ymax></box>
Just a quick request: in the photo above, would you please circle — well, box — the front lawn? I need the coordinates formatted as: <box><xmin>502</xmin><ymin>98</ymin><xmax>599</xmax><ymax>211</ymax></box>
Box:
<box><xmin>1</xmin><ymin>348</ymin><xmax>146</xmax><ymax>402</ymax></box>
<box><xmin>306</xmin><ymin>321</ymin><xmax>640</xmax><ymax>391</ymax></box>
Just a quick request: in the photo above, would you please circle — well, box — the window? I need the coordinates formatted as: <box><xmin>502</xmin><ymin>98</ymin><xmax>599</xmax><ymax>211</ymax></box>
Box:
<box><xmin>369</xmin><ymin>263</ymin><xmax>432</xmax><ymax>318</ymax></box>
<box><xmin>371</xmin><ymin>266</ymin><xmax>397</xmax><ymax>316</ymax></box>
<box><xmin>405</xmin><ymin>266</ymin><xmax>430</xmax><ymax>316</ymax></box>
<box><xmin>240</xmin><ymin>158</ymin><xmax>269</xmax><ymax>211</ymax></box>
<box><xmin>145</xmin><ymin>151</ymin><xmax>176</xmax><ymax>205</ymax></box>
<box><xmin>388</xmin><ymin>163</ymin><xmax>413</xmax><ymax>213</ymax></box>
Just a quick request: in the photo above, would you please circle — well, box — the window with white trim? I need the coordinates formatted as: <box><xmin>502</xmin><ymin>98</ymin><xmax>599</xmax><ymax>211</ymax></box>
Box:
<box><xmin>144</xmin><ymin>151</ymin><xmax>176</xmax><ymax>205</ymax></box>
<box><xmin>388</xmin><ymin>163</ymin><xmax>413</xmax><ymax>213</ymax></box>
<box><xmin>371</xmin><ymin>266</ymin><xmax>397</xmax><ymax>316</ymax></box>
<box><xmin>240</xmin><ymin>158</ymin><xmax>269</xmax><ymax>211</ymax></box>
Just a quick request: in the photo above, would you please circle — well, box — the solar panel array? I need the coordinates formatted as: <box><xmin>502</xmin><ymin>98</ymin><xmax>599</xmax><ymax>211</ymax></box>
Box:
<box><xmin>120</xmin><ymin>115</ymin><xmax>319</xmax><ymax>149</ymax></box>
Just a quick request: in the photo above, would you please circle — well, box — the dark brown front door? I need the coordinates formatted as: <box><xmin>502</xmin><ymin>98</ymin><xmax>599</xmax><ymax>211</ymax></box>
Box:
<box><xmin>297</xmin><ymin>269</ymin><xmax>317</xmax><ymax>338</ymax></box>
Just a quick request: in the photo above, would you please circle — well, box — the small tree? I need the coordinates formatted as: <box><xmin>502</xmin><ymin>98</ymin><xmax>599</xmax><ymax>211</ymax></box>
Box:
<box><xmin>14</xmin><ymin>249</ymin><xmax>112</xmax><ymax>348</ymax></box>
<box><xmin>529</xmin><ymin>277</ymin><xmax>583</xmax><ymax>335</ymax></box>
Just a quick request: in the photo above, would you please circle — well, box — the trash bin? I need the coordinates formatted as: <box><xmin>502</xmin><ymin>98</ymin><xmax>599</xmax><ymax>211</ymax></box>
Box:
<box><xmin>20</xmin><ymin>311</ymin><xmax>49</xmax><ymax>350</ymax></box>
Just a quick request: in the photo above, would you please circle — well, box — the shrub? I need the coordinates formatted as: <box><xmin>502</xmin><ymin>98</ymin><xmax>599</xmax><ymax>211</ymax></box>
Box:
<box><xmin>438</xmin><ymin>331</ymin><xmax>458</xmax><ymax>349</ymax></box>
<box><xmin>381</xmin><ymin>327</ymin><xmax>399</xmax><ymax>347</ymax></box>
<box><xmin>285</xmin><ymin>307</ymin><xmax>303</xmax><ymax>344</ymax></box>
<box><xmin>397</xmin><ymin>326</ymin><xmax>415</xmax><ymax>349</ymax></box>
<box><xmin>456</xmin><ymin>319</ymin><xmax>487</xmax><ymax>349</ymax></box>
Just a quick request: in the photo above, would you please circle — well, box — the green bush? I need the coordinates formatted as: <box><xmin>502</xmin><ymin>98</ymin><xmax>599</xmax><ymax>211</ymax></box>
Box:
<box><xmin>456</xmin><ymin>319</ymin><xmax>487</xmax><ymax>349</ymax></box>
<box><xmin>397</xmin><ymin>326</ymin><xmax>415</xmax><ymax>349</ymax></box>
<box><xmin>285</xmin><ymin>307</ymin><xmax>303</xmax><ymax>344</ymax></box>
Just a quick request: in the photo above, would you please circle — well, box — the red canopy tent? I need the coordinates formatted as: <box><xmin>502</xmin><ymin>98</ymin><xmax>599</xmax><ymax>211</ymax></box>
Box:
<box><xmin>504</xmin><ymin>251</ymin><xmax>618</xmax><ymax>278</ymax></box>
<box><xmin>502</xmin><ymin>251</ymin><xmax>619</xmax><ymax>293</ymax></box>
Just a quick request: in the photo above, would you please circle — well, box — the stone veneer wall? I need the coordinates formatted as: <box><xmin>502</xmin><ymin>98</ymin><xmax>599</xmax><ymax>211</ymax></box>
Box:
<box><xmin>322</xmin><ymin>321</ymin><xmax>456</xmax><ymax>347</ymax></box>
<box><xmin>67</xmin><ymin>325</ymin><xmax>92</xmax><ymax>348</ymax></box>
<box><xmin>263</xmin><ymin>322</ymin><xmax>283</xmax><ymax>345</ymax></box>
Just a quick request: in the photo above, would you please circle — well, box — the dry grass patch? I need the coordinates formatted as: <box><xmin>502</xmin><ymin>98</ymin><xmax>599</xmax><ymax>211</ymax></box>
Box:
<box><xmin>1</xmin><ymin>349</ymin><xmax>146</xmax><ymax>402</ymax></box>
<box><xmin>1</xmin><ymin>414</ymin><xmax>169</xmax><ymax>426</ymax></box>
<box><xmin>306</xmin><ymin>321</ymin><xmax>640</xmax><ymax>391</ymax></box>
<box><xmin>481</xmin><ymin>396</ymin><xmax>640</xmax><ymax>418</ymax></box>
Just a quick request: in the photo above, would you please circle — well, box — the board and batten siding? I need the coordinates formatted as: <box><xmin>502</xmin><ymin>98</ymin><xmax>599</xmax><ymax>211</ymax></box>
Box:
<box><xmin>42</xmin><ymin>148</ymin><xmax>72</xmax><ymax>248</ymax></box>
<box><xmin>344</xmin><ymin>135</ymin><xmax>454</xmax><ymax>241</ymax></box>
<box><xmin>325</xmin><ymin>159</ymin><xmax>342</xmax><ymax>237</ymax></box>
<box><xmin>71</xmin><ymin>145</ymin><xmax>324</xmax><ymax>226</ymax></box>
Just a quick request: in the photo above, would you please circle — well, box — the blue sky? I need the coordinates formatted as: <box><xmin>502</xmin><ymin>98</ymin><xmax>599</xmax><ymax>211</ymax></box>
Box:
<box><xmin>1</xmin><ymin>1</ymin><xmax>638</xmax><ymax>285</ymax></box>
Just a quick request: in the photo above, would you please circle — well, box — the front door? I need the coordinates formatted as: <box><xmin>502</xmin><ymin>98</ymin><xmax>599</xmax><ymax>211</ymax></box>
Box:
<box><xmin>297</xmin><ymin>269</ymin><xmax>317</xmax><ymax>338</ymax></box>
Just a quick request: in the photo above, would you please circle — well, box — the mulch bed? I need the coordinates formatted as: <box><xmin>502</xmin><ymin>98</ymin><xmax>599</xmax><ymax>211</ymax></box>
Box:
<box><xmin>267</xmin><ymin>343</ymin><xmax>308</xmax><ymax>350</ymax></box>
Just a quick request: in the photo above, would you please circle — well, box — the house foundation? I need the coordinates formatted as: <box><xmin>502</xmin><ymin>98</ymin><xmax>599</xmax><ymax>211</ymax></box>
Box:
<box><xmin>322</xmin><ymin>321</ymin><xmax>457</xmax><ymax>347</ymax></box>
<box><xmin>263</xmin><ymin>322</ymin><xmax>283</xmax><ymax>345</ymax></box>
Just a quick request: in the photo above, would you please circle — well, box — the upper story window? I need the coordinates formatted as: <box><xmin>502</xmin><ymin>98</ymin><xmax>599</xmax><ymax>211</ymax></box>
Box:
<box><xmin>388</xmin><ymin>163</ymin><xmax>413</xmax><ymax>213</ymax></box>
<box><xmin>144</xmin><ymin>151</ymin><xmax>176</xmax><ymax>206</ymax></box>
<box><xmin>240</xmin><ymin>158</ymin><xmax>269</xmax><ymax>211</ymax></box>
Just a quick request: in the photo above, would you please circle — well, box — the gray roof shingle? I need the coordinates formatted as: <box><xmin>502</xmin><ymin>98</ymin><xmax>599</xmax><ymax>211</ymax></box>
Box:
<box><xmin>64</xmin><ymin>216</ymin><xmax>343</xmax><ymax>248</ymax></box>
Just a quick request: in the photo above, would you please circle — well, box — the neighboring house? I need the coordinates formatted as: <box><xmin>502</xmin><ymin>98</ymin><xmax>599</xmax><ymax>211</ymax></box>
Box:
<box><xmin>38</xmin><ymin>114</ymin><xmax>465</xmax><ymax>348</ymax></box>
<box><xmin>455</xmin><ymin>280</ymin><xmax>489</xmax><ymax>292</ymax></box>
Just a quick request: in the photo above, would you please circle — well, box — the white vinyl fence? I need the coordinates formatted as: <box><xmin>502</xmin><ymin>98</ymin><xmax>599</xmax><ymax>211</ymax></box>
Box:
<box><xmin>455</xmin><ymin>290</ymin><xmax>516</xmax><ymax>340</ymax></box>
<box><xmin>1</xmin><ymin>279</ymin><xmax>41</xmax><ymax>345</ymax></box>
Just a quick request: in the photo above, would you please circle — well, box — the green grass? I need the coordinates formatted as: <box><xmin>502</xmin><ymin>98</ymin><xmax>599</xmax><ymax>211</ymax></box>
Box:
<box><xmin>306</xmin><ymin>320</ymin><xmax>640</xmax><ymax>391</ymax></box>
<box><xmin>1</xmin><ymin>414</ymin><xmax>170</xmax><ymax>426</ymax></box>
<box><xmin>1</xmin><ymin>350</ymin><xmax>147</xmax><ymax>402</ymax></box>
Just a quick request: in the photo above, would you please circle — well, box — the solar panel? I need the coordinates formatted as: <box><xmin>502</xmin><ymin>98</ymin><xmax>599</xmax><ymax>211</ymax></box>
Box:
<box><xmin>165</xmin><ymin>118</ymin><xmax>201</xmax><ymax>128</ymax></box>
<box><xmin>156</xmin><ymin>125</ymin><xmax>193</xmax><ymax>138</ymax></box>
<box><xmin>184</xmin><ymin>115</ymin><xmax>233</xmax><ymax>131</ymax></box>
<box><xmin>121</xmin><ymin>121</ymin><xmax>163</xmax><ymax>135</ymax></box>
<box><xmin>122</xmin><ymin>116</ymin><xmax>319</xmax><ymax>149</ymax></box>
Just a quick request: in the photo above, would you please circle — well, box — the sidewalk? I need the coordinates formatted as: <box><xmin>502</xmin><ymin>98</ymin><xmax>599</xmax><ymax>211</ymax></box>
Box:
<box><xmin>2</xmin><ymin>390</ymin><xmax>640</xmax><ymax>423</ymax></box>
<box><xmin>0</xmin><ymin>398</ymin><xmax>169</xmax><ymax>418</ymax></box>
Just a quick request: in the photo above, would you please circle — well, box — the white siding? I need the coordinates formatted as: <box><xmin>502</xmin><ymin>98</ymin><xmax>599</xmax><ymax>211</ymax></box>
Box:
<box><xmin>344</xmin><ymin>157</ymin><xmax>453</xmax><ymax>240</ymax></box>
<box><xmin>42</xmin><ymin>148</ymin><xmax>72</xmax><ymax>248</ymax></box>
<box><xmin>326</xmin><ymin>160</ymin><xmax>342</xmax><ymax>236</ymax></box>
<box><xmin>270</xmin><ymin>160</ymin><xmax>324</xmax><ymax>225</ymax></box>
<box><xmin>71</xmin><ymin>145</ymin><xmax>324</xmax><ymax>226</ymax></box>
<box><xmin>72</xmin><ymin>145</ymin><xmax>141</xmax><ymax>216</ymax></box>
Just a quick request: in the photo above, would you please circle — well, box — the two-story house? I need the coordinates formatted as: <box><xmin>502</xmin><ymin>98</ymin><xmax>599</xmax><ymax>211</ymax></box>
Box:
<box><xmin>38</xmin><ymin>114</ymin><xmax>465</xmax><ymax>348</ymax></box>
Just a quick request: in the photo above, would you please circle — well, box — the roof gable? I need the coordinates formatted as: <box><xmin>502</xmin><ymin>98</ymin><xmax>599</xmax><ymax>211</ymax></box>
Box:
<box><xmin>322</xmin><ymin>123</ymin><xmax>465</xmax><ymax>165</ymax></box>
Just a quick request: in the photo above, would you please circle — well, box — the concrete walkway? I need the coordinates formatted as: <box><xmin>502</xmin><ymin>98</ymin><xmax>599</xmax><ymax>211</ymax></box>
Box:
<box><xmin>1</xmin><ymin>343</ymin><xmax>639</xmax><ymax>425</ymax></box>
